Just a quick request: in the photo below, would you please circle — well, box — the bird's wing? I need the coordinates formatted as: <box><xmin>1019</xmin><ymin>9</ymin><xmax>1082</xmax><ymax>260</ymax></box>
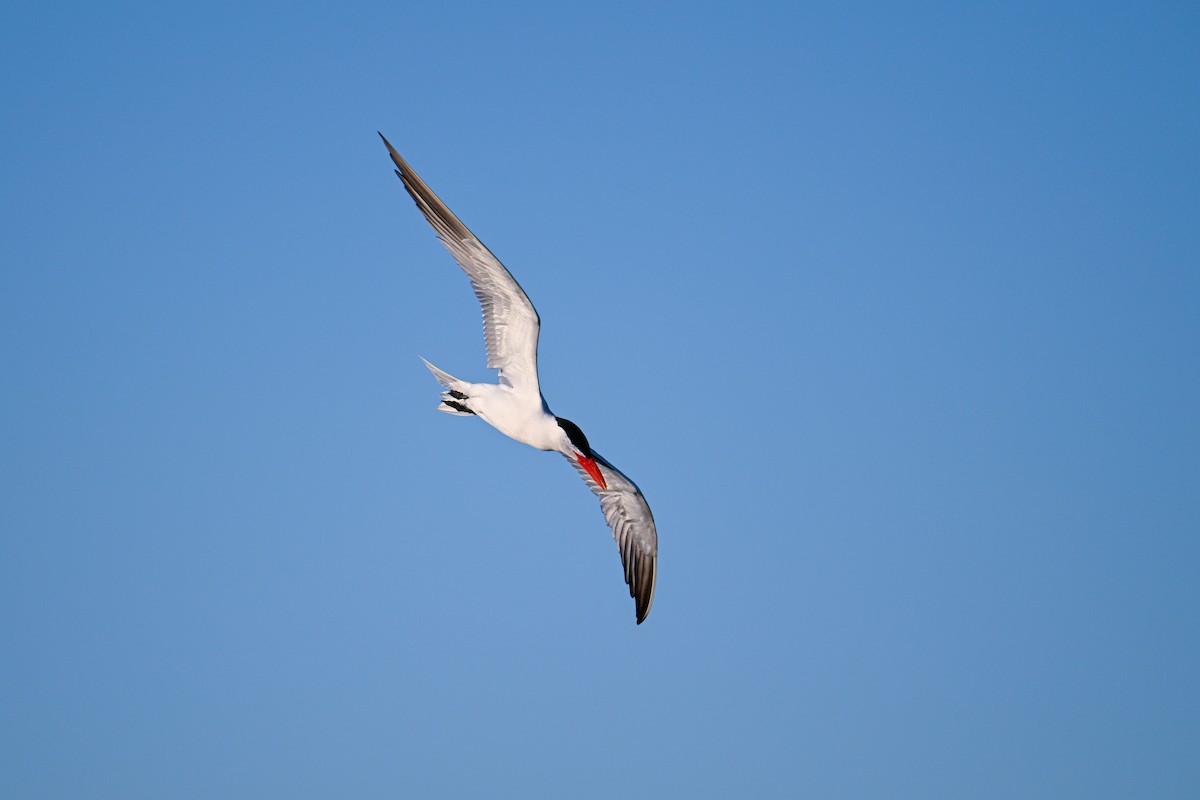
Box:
<box><xmin>567</xmin><ymin>451</ymin><xmax>658</xmax><ymax>624</ymax></box>
<box><xmin>381</xmin><ymin>134</ymin><xmax>541</xmax><ymax>394</ymax></box>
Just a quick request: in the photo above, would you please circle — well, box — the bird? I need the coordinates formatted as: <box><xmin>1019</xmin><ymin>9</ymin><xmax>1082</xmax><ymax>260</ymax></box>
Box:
<box><xmin>379</xmin><ymin>133</ymin><xmax>658</xmax><ymax>624</ymax></box>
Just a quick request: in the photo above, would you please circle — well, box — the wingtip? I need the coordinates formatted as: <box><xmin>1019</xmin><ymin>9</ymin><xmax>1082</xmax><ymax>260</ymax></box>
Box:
<box><xmin>634</xmin><ymin>589</ymin><xmax>652</xmax><ymax>624</ymax></box>
<box><xmin>635</xmin><ymin>559</ymin><xmax>656</xmax><ymax>625</ymax></box>
<box><xmin>378</xmin><ymin>132</ymin><xmax>408</xmax><ymax>174</ymax></box>
<box><xmin>636</xmin><ymin>598</ymin><xmax>652</xmax><ymax>624</ymax></box>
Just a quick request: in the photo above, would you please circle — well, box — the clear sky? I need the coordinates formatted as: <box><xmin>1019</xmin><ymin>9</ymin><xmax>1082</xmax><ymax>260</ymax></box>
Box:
<box><xmin>2</xmin><ymin>1</ymin><xmax>1198</xmax><ymax>797</ymax></box>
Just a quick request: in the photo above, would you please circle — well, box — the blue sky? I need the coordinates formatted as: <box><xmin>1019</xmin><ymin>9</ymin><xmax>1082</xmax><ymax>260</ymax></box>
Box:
<box><xmin>2</xmin><ymin>1</ymin><xmax>1198</xmax><ymax>797</ymax></box>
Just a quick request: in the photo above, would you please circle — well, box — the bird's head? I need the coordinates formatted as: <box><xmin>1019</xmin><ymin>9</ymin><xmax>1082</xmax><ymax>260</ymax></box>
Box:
<box><xmin>555</xmin><ymin>416</ymin><xmax>607</xmax><ymax>490</ymax></box>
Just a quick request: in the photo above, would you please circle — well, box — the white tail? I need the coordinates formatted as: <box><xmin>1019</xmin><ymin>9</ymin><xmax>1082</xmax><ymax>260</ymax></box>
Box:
<box><xmin>419</xmin><ymin>357</ymin><xmax>473</xmax><ymax>416</ymax></box>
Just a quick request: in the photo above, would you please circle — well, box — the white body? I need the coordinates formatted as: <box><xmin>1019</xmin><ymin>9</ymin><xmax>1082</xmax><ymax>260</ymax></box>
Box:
<box><xmin>454</xmin><ymin>382</ymin><xmax>558</xmax><ymax>451</ymax></box>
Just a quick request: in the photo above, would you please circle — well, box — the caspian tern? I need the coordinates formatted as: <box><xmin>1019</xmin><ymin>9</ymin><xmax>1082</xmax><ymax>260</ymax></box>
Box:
<box><xmin>380</xmin><ymin>134</ymin><xmax>658</xmax><ymax>624</ymax></box>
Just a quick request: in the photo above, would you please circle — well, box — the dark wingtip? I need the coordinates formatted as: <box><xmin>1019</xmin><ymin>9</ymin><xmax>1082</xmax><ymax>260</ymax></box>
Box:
<box><xmin>634</xmin><ymin>557</ymin><xmax>656</xmax><ymax>624</ymax></box>
<box><xmin>378</xmin><ymin>132</ymin><xmax>407</xmax><ymax>175</ymax></box>
<box><xmin>635</xmin><ymin>589</ymin><xmax>651</xmax><ymax>624</ymax></box>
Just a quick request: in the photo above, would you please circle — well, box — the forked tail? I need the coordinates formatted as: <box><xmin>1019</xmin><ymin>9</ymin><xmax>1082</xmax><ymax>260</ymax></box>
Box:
<box><xmin>419</xmin><ymin>357</ymin><xmax>474</xmax><ymax>416</ymax></box>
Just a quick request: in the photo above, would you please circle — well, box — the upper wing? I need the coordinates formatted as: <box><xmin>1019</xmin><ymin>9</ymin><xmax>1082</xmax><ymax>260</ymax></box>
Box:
<box><xmin>567</xmin><ymin>451</ymin><xmax>658</xmax><ymax>624</ymax></box>
<box><xmin>380</xmin><ymin>134</ymin><xmax>542</xmax><ymax>393</ymax></box>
